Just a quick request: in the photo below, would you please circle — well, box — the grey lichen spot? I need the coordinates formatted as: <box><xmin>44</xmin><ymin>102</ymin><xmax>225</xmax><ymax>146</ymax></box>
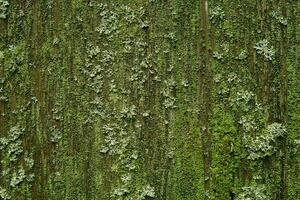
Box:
<box><xmin>236</xmin><ymin>50</ymin><xmax>248</xmax><ymax>60</ymax></box>
<box><xmin>10</xmin><ymin>168</ymin><xmax>25</xmax><ymax>187</ymax></box>
<box><xmin>213</xmin><ymin>51</ymin><xmax>223</xmax><ymax>60</ymax></box>
<box><xmin>112</xmin><ymin>187</ymin><xmax>130</xmax><ymax>198</ymax></box>
<box><xmin>140</xmin><ymin>20</ymin><xmax>149</xmax><ymax>29</ymax></box>
<box><xmin>50</xmin><ymin>127</ymin><xmax>62</xmax><ymax>143</ymax></box>
<box><xmin>142</xmin><ymin>110</ymin><xmax>150</xmax><ymax>117</ymax></box>
<box><xmin>271</xmin><ymin>10</ymin><xmax>288</xmax><ymax>26</ymax></box>
<box><xmin>237</xmin><ymin>185</ymin><xmax>267</xmax><ymax>200</ymax></box>
<box><xmin>210</xmin><ymin>6</ymin><xmax>225</xmax><ymax>24</ymax></box>
<box><xmin>121</xmin><ymin>105</ymin><xmax>136</xmax><ymax>120</ymax></box>
<box><xmin>139</xmin><ymin>185</ymin><xmax>155</xmax><ymax>199</ymax></box>
<box><xmin>25</xmin><ymin>156</ymin><xmax>34</xmax><ymax>169</ymax></box>
<box><xmin>254</xmin><ymin>39</ymin><xmax>275</xmax><ymax>61</ymax></box>
<box><xmin>246</xmin><ymin>123</ymin><xmax>286</xmax><ymax>160</ymax></box>
<box><xmin>162</xmin><ymin>78</ymin><xmax>177</xmax><ymax>109</ymax></box>
<box><xmin>0</xmin><ymin>126</ymin><xmax>24</xmax><ymax>162</ymax></box>
<box><xmin>0</xmin><ymin>0</ymin><xmax>9</xmax><ymax>19</ymax></box>
<box><xmin>0</xmin><ymin>187</ymin><xmax>11</xmax><ymax>200</ymax></box>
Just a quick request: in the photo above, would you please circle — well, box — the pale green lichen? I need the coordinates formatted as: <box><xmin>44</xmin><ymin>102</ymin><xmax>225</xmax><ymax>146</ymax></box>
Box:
<box><xmin>247</xmin><ymin>123</ymin><xmax>286</xmax><ymax>160</ymax></box>
<box><xmin>0</xmin><ymin>187</ymin><xmax>11</xmax><ymax>200</ymax></box>
<box><xmin>10</xmin><ymin>168</ymin><xmax>25</xmax><ymax>187</ymax></box>
<box><xmin>0</xmin><ymin>0</ymin><xmax>9</xmax><ymax>19</ymax></box>
<box><xmin>271</xmin><ymin>10</ymin><xmax>288</xmax><ymax>25</ymax></box>
<box><xmin>237</xmin><ymin>185</ymin><xmax>267</xmax><ymax>200</ymax></box>
<box><xmin>0</xmin><ymin>126</ymin><xmax>24</xmax><ymax>162</ymax></box>
<box><xmin>139</xmin><ymin>185</ymin><xmax>155</xmax><ymax>199</ymax></box>
<box><xmin>254</xmin><ymin>39</ymin><xmax>276</xmax><ymax>61</ymax></box>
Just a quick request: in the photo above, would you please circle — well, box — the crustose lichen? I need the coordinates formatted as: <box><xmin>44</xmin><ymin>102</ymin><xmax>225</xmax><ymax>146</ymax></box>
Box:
<box><xmin>0</xmin><ymin>0</ymin><xmax>9</xmax><ymax>19</ymax></box>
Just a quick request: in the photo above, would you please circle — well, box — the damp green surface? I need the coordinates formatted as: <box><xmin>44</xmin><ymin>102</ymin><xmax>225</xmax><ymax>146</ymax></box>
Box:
<box><xmin>0</xmin><ymin>1</ymin><xmax>299</xmax><ymax>200</ymax></box>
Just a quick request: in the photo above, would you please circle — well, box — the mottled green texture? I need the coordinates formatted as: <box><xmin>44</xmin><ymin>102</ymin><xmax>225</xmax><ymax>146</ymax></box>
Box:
<box><xmin>0</xmin><ymin>0</ymin><xmax>299</xmax><ymax>200</ymax></box>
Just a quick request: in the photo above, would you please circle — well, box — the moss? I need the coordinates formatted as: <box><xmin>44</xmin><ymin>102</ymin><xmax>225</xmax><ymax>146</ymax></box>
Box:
<box><xmin>0</xmin><ymin>0</ymin><xmax>298</xmax><ymax>199</ymax></box>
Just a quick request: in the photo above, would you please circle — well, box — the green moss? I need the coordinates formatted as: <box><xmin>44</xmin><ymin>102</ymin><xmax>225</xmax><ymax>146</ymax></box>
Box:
<box><xmin>0</xmin><ymin>0</ymin><xmax>298</xmax><ymax>199</ymax></box>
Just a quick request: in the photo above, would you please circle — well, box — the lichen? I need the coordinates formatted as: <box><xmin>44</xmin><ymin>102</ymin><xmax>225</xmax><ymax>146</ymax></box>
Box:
<box><xmin>0</xmin><ymin>0</ymin><xmax>9</xmax><ymax>19</ymax></box>
<box><xmin>254</xmin><ymin>39</ymin><xmax>276</xmax><ymax>61</ymax></box>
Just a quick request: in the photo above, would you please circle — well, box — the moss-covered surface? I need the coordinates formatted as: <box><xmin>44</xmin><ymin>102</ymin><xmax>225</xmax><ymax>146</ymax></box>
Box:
<box><xmin>0</xmin><ymin>0</ymin><xmax>299</xmax><ymax>199</ymax></box>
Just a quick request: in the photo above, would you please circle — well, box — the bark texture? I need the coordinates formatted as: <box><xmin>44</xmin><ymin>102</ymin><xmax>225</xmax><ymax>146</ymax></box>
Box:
<box><xmin>0</xmin><ymin>0</ymin><xmax>299</xmax><ymax>200</ymax></box>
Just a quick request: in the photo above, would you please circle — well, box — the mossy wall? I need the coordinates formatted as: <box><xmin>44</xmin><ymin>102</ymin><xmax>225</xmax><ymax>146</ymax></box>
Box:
<box><xmin>0</xmin><ymin>0</ymin><xmax>299</xmax><ymax>199</ymax></box>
